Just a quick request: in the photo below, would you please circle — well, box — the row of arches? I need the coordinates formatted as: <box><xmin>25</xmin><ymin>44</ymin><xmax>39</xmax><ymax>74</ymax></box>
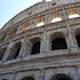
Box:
<box><xmin>18</xmin><ymin>5</ymin><xmax>80</xmax><ymax>33</ymax></box>
<box><xmin>21</xmin><ymin>73</ymin><xmax>73</xmax><ymax>80</ymax></box>
<box><xmin>0</xmin><ymin>31</ymin><xmax>80</xmax><ymax>60</ymax></box>
<box><xmin>1</xmin><ymin>73</ymin><xmax>73</xmax><ymax>80</ymax></box>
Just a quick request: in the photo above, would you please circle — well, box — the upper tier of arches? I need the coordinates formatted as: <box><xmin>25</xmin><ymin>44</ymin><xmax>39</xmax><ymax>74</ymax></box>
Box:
<box><xmin>1</xmin><ymin>1</ymin><xmax>80</xmax><ymax>31</ymax></box>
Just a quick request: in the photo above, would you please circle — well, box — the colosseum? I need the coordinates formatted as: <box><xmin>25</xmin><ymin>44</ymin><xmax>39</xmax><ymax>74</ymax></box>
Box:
<box><xmin>1</xmin><ymin>0</ymin><xmax>80</xmax><ymax>80</ymax></box>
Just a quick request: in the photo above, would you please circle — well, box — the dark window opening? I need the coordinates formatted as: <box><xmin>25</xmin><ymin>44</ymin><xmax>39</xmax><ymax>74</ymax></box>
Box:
<box><xmin>52</xmin><ymin>2</ymin><xmax>56</xmax><ymax>6</ymax></box>
<box><xmin>14</xmin><ymin>43</ymin><xmax>21</xmax><ymax>58</ymax></box>
<box><xmin>51</xmin><ymin>38</ymin><xmax>67</xmax><ymax>50</ymax></box>
<box><xmin>22</xmin><ymin>76</ymin><xmax>34</xmax><ymax>80</ymax></box>
<box><xmin>0</xmin><ymin>47</ymin><xmax>7</xmax><ymax>60</ymax></box>
<box><xmin>31</xmin><ymin>41</ymin><xmax>40</xmax><ymax>55</ymax></box>
<box><xmin>76</xmin><ymin>34</ymin><xmax>80</xmax><ymax>47</ymax></box>
<box><xmin>7</xmin><ymin>42</ymin><xmax>21</xmax><ymax>60</ymax></box>
<box><xmin>51</xmin><ymin>73</ymin><xmax>73</xmax><ymax>80</ymax></box>
<box><xmin>0</xmin><ymin>34</ymin><xmax>7</xmax><ymax>41</ymax></box>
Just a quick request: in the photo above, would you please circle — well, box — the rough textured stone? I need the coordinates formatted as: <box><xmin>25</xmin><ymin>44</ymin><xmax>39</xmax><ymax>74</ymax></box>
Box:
<box><xmin>0</xmin><ymin>0</ymin><xmax>80</xmax><ymax>80</ymax></box>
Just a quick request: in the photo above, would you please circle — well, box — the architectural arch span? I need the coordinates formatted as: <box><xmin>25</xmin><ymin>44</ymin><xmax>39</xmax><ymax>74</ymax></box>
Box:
<box><xmin>75</xmin><ymin>28</ymin><xmax>80</xmax><ymax>47</ymax></box>
<box><xmin>30</xmin><ymin>37</ymin><xmax>41</xmax><ymax>55</ymax></box>
<box><xmin>22</xmin><ymin>76</ymin><xmax>35</xmax><ymax>80</ymax></box>
<box><xmin>7</xmin><ymin>42</ymin><xmax>22</xmax><ymax>60</ymax></box>
<box><xmin>50</xmin><ymin>32</ymin><xmax>67</xmax><ymax>50</ymax></box>
<box><xmin>51</xmin><ymin>73</ymin><xmax>73</xmax><ymax>80</ymax></box>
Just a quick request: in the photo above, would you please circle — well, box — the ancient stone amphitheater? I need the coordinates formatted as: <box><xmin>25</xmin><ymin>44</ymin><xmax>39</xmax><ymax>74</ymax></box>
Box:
<box><xmin>0</xmin><ymin>0</ymin><xmax>80</xmax><ymax>80</ymax></box>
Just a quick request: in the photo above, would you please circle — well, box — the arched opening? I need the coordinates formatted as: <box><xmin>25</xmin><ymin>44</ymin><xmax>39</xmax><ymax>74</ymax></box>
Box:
<box><xmin>76</xmin><ymin>34</ymin><xmax>80</xmax><ymax>47</ymax></box>
<box><xmin>31</xmin><ymin>41</ymin><xmax>40</xmax><ymax>55</ymax></box>
<box><xmin>0</xmin><ymin>47</ymin><xmax>7</xmax><ymax>60</ymax></box>
<box><xmin>51</xmin><ymin>37</ymin><xmax>67</xmax><ymax>50</ymax></box>
<box><xmin>50</xmin><ymin>32</ymin><xmax>67</xmax><ymax>50</ymax></box>
<box><xmin>51</xmin><ymin>73</ymin><xmax>73</xmax><ymax>80</ymax></box>
<box><xmin>51</xmin><ymin>17</ymin><xmax>62</xmax><ymax>23</ymax></box>
<box><xmin>36</xmin><ymin>22</ymin><xmax>44</xmax><ymax>27</ymax></box>
<box><xmin>68</xmin><ymin>13</ymin><xmax>79</xmax><ymax>18</ymax></box>
<box><xmin>22</xmin><ymin>76</ymin><xmax>35</xmax><ymax>80</ymax></box>
<box><xmin>7</xmin><ymin>42</ymin><xmax>22</xmax><ymax>60</ymax></box>
<box><xmin>30</xmin><ymin>37</ymin><xmax>41</xmax><ymax>55</ymax></box>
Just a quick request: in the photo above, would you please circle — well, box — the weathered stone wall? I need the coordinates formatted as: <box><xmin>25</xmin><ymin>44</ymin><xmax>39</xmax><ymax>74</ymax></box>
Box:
<box><xmin>0</xmin><ymin>1</ymin><xmax>80</xmax><ymax>80</ymax></box>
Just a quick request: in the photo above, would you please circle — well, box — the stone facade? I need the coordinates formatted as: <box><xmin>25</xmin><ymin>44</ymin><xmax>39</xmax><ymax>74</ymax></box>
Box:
<box><xmin>0</xmin><ymin>0</ymin><xmax>80</xmax><ymax>80</ymax></box>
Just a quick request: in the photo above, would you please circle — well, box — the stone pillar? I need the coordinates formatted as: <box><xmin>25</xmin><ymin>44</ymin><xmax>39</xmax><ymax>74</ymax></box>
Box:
<box><xmin>16</xmin><ymin>25</ymin><xmax>21</xmax><ymax>34</ymax></box>
<box><xmin>17</xmin><ymin>39</ymin><xmax>25</xmax><ymax>59</ymax></box>
<box><xmin>40</xmin><ymin>14</ymin><xmax>49</xmax><ymax>53</ymax></box>
<box><xmin>62</xmin><ymin>7</ymin><xmax>78</xmax><ymax>53</ymax></box>
<box><xmin>21</xmin><ymin>37</ymin><xmax>32</xmax><ymax>58</ymax></box>
<box><xmin>30</xmin><ymin>19</ymin><xmax>35</xmax><ymax>29</ymax></box>
<box><xmin>41</xmin><ymin>30</ymin><xmax>49</xmax><ymax>53</ymax></box>
<box><xmin>2</xmin><ymin>41</ymin><xmax>14</xmax><ymax>62</ymax></box>
<box><xmin>26</xmin><ymin>40</ymin><xmax>32</xmax><ymax>56</ymax></box>
<box><xmin>72</xmin><ymin>67</ymin><xmax>80</xmax><ymax>80</ymax></box>
<box><xmin>15</xmin><ymin>73</ymin><xmax>22</xmax><ymax>80</ymax></box>
<box><xmin>44</xmin><ymin>14</ymin><xmax>48</xmax><ymax>24</ymax></box>
<box><xmin>39</xmin><ymin>69</ymin><xmax>45</xmax><ymax>80</ymax></box>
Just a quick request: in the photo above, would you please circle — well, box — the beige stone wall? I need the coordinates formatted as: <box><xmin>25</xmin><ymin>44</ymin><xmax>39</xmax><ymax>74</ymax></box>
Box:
<box><xmin>0</xmin><ymin>1</ymin><xmax>80</xmax><ymax>80</ymax></box>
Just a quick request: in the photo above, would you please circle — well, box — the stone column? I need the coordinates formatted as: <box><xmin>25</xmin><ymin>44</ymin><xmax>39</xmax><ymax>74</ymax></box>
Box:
<box><xmin>72</xmin><ymin>67</ymin><xmax>80</xmax><ymax>80</ymax></box>
<box><xmin>62</xmin><ymin>7</ymin><xmax>78</xmax><ymax>53</ymax></box>
<box><xmin>30</xmin><ymin>19</ymin><xmax>35</xmax><ymax>29</ymax></box>
<box><xmin>25</xmin><ymin>40</ymin><xmax>32</xmax><ymax>56</ymax></box>
<box><xmin>40</xmin><ymin>14</ymin><xmax>49</xmax><ymax>53</ymax></box>
<box><xmin>20</xmin><ymin>36</ymin><xmax>32</xmax><ymax>58</ymax></box>
<box><xmin>17</xmin><ymin>39</ymin><xmax>25</xmax><ymax>59</ymax></box>
<box><xmin>41</xmin><ymin>30</ymin><xmax>49</xmax><ymax>53</ymax></box>
<box><xmin>14</xmin><ymin>73</ymin><xmax>22</xmax><ymax>80</ymax></box>
<box><xmin>2</xmin><ymin>41</ymin><xmax>14</xmax><ymax>62</ymax></box>
<box><xmin>39</xmin><ymin>69</ymin><xmax>45</xmax><ymax>80</ymax></box>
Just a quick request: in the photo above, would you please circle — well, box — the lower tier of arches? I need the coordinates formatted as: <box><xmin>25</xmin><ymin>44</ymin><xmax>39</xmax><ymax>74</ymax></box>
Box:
<box><xmin>0</xmin><ymin>66</ymin><xmax>80</xmax><ymax>80</ymax></box>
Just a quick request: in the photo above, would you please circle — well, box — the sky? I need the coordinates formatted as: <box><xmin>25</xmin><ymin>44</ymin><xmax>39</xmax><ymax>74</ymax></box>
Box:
<box><xmin>0</xmin><ymin>0</ymin><xmax>44</xmax><ymax>29</ymax></box>
<box><xmin>0</xmin><ymin>0</ymin><xmax>52</xmax><ymax>29</ymax></box>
